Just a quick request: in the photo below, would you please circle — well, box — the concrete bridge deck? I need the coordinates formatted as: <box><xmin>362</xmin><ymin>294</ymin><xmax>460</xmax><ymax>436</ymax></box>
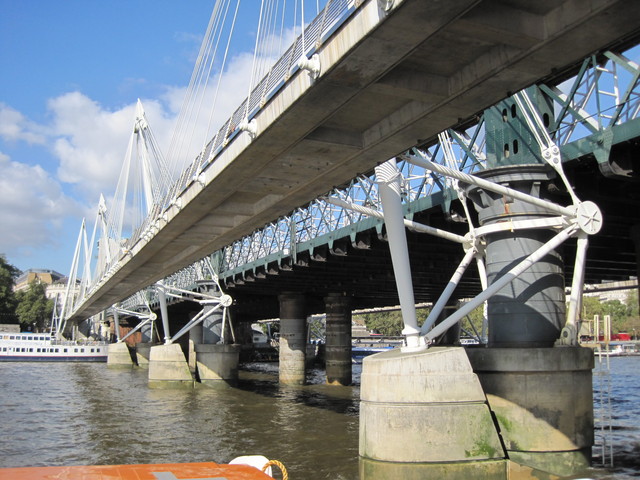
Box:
<box><xmin>70</xmin><ymin>0</ymin><xmax>640</xmax><ymax>322</ymax></box>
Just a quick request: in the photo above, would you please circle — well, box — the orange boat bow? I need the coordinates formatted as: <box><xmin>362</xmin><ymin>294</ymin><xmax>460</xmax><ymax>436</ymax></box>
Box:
<box><xmin>0</xmin><ymin>461</ymin><xmax>274</xmax><ymax>480</ymax></box>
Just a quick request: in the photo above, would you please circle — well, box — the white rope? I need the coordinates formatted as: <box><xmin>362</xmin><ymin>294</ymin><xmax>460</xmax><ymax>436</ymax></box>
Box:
<box><xmin>202</xmin><ymin>0</ymin><xmax>240</xmax><ymax>157</ymax></box>
<box><xmin>301</xmin><ymin>0</ymin><xmax>306</xmax><ymax>52</ymax></box>
<box><xmin>166</xmin><ymin>1</ymin><xmax>227</xmax><ymax>180</ymax></box>
<box><xmin>245</xmin><ymin>0</ymin><xmax>268</xmax><ymax>119</ymax></box>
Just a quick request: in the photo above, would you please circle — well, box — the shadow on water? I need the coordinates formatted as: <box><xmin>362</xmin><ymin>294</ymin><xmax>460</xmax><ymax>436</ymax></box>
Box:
<box><xmin>236</xmin><ymin>362</ymin><xmax>360</xmax><ymax>416</ymax></box>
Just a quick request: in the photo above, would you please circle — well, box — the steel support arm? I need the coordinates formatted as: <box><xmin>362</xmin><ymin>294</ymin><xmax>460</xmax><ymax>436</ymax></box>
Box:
<box><xmin>375</xmin><ymin>160</ymin><xmax>422</xmax><ymax>350</ymax></box>
<box><xmin>401</xmin><ymin>152</ymin><xmax>575</xmax><ymax>218</ymax></box>
<box><xmin>420</xmin><ymin>246</ymin><xmax>477</xmax><ymax>335</ymax></box>
<box><xmin>323</xmin><ymin>197</ymin><xmax>466</xmax><ymax>244</ymax></box>
<box><xmin>169</xmin><ymin>303</ymin><xmax>223</xmax><ymax>344</ymax></box>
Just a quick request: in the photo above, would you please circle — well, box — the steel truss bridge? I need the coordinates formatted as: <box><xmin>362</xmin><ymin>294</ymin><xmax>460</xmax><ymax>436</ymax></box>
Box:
<box><xmin>115</xmin><ymin>45</ymin><xmax>640</xmax><ymax>329</ymax></box>
<box><xmin>62</xmin><ymin>0</ymin><xmax>640</xmax><ymax>342</ymax></box>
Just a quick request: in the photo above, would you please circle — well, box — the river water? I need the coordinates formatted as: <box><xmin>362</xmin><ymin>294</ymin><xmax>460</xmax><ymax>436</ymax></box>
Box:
<box><xmin>0</xmin><ymin>357</ymin><xmax>637</xmax><ymax>479</ymax></box>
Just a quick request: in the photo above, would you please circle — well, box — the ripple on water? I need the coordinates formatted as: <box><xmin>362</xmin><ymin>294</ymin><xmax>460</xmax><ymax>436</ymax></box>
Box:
<box><xmin>0</xmin><ymin>358</ymin><xmax>638</xmax><ymax>479</ymax></box>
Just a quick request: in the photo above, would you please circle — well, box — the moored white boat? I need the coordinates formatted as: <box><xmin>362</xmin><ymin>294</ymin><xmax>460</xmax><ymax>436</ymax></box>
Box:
<box><xmin>0</xmin><ymin>332</ymin><xmax>108</xmax><ymax>362</ymax></box>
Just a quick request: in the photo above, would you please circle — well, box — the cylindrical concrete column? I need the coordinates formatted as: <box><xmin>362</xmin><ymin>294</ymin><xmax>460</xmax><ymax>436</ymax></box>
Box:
<box><xmin>136</xmin><ymin>320</ymin><xmax>155</xmax><ymax>366</ymax></box>
<box><xmin>140</xmin><ymin>320</ymin><xmax>154</xmax><ymax>343</ymax></box>
<box><xmin>325</xmin><ymin>294</ymin><xmax>352</xmax><ymax>385</ymax></box>
<box><xmin>466</xmin><ymin>165</ymin><xmax>565</xmax><ymax>347</ymax></box>
<box><xmin>434</xmin><ymin>304</ymin><xmax>461</xmax><ymax>345</ymax></box>
<box><xmin>278</xmin><ymin>293</ymin><xmax>307</xmax><ymax>385</ymax></box>
<box><xmin>202</xmin><ymin>306</ymin><xmax>223</xmax><ymax>344</ymax></box>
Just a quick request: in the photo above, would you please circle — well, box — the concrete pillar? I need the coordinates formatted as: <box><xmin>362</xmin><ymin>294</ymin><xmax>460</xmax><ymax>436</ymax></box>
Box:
<box><xmin>359</xmin><ymin>347</ymin><xmax>506</xmax><ymax>479</ymax></box>
<box><xmin>148</xmin><ymin>343</ymin><xmax>193</xmax><ymax>388</ymax></box>
<box><xmin>195</xmin><ymin>344</ymin><xmax>240</xmax><ymax>384</ymax></box>
<box><xmin>324</xmin><ymin>294</ymin><xmax>352</xmax><ymax>385</ymax></box>
<box><xmin>467</xmin><ymin>347</ymin><xmax>594</xmax><ymax>477</ymax></box>
<box><xmin>135</xmin><ymin>343</ymin><xmax>153</xmax><ymax>367</ymax></box>
<box><xmin>202</xmin><ymin>306</ymin><xmax>223</xmax><ymax>344</ymax></box>
<box><xmin>465</xmin><ymin>88</ymin><xmax>566</xmax><ymax>347</ymax></box>
<box><xmin>189</xmin><ymin>323</ymin><xmax>202</xmax><ymax>373</ymax></box>
<box><xmin>435</xmin><ymin>304</ymin><xmax>461</xmax><ymax>345</ymax></box>
<box><xmin>278</xmin><ymin>293</ymin><xmax>307</xmax><ymax>385</ymax></box>
<box><xmin>135</xmin><ymin>320</ymin><xmax>155</xmax><ymax>367</ymax></box>
<box><xmin>195</xmin><ymin>306</ymin><xmax>240</xmax><ymax>384</ymax></box>
<box><xmin>140</xmin><ymin>319</ymin><xmax>154</xmax><ymax>343</ymax></box>
<box><xmin>466</xmin><ymin>166</ymin><xmax>565</xmax><ymax>347</ymax></box>
<box><xmin>107</xmin><ymin>342</ymin><xmax>134</xmax><ymax>368</ymax></box>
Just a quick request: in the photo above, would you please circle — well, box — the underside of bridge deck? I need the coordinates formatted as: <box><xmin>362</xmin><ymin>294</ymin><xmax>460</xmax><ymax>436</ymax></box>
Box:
<box><xmin>220</xmin><ymin>152</ymin><xmax>640</xmax><ymax>322</ymax></box>
<box><xmin>71</xmin><ymin>0</ymin><xmax>640</xmax><ymax>321</ymax></box>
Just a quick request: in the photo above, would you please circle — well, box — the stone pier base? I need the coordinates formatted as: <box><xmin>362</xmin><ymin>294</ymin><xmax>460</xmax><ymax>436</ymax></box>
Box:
<box><xmin>325</xmin><ymin>294</ymin><xmax>352</xmax><ymax>386</ymax></box>
<box><xmin>467</xmin><ymin>347</ymin><xmax>594</xmax><ymax>477</ymax></box>
<box><xmin>135</xmin><ymin>342</ymin><xmax>153</xmax><ymax>367</ymax></box>
<box><xmin>148</xmin><ymin>343</ymin><xmax>193</xmax><ymax>388</ymax></box>
<box><xmin>278</xmin><ymin>293</ymin><xmax>307</xmax><ymax>385</ymax></box>
<box><xmin>359</xmin><ymin>347</ymin><xmax>506</xmax><ymax>479</ymax></box>
<box><xmin>195</xmin><ymin>344</ymin><xmax>240</xmax><ymax>384</ymax></box>
<box><xmin>107</xmin><ymin>342</ymin><xmax>134</xmax><ymax>368</ymax></box>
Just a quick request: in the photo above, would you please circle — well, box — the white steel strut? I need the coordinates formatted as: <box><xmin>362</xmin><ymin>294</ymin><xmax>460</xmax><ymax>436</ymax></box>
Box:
<box><xmin>335</xmin><ymin>141</ymin><xmax>602</xmax><ymax>349</ymax></box>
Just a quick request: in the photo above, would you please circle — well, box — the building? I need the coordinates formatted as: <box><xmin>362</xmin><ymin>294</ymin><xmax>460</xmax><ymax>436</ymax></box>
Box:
<box><xmin>582</xmin><ymin>278</ymin><xmax>638</xmax><ymax>304</ymax></box>
<box><xmin>13</xmin><ymin>269</ymin><xmax>65</xmax><ymax>294</ymax></box>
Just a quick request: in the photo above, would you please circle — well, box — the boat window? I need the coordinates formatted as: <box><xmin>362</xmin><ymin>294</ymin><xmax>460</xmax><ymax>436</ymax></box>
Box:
<box><xmin>91</xmin><ymin>348</ymin><xmax>95</xmax><ymax>353</ymax></box>
<box><xmin>74</xmin><ymin>348</ymin><xmax>78</xmax><ymax>353</ymax></box>
<box><xmin>64</xmin><ymin>348</ymin><xmax>68</xmax><ymax>353</ymax></box>
<box><xmin>81</xmin><ymin>348</ymin><xmax>85</xmax><ymax>353</ymax></box>
<box><xmin>29</xmin><ymin>348</ymin><xmax>33</xmax><ymax>352</ymax></box>
<box><xmin>9</xmin><ymin>336</ymin><xmax>15</xmax><ymax>340</ymax></box>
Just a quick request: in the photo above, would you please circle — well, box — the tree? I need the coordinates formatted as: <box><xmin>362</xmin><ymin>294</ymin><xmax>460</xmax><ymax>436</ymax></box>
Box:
<box><xmin>15</xmin><ymin>281</ymin><xmax>54</xmax><ymax>332</ymax></box>
<box><xmin>356</xmin><ymin>310</ymin><xmax>404</xmax><ymax>336</ymax></box>
<box><xmin>0</xmin><ymin>255</ymin><xmax>20</xmax><ymax>325</ymax></box>
<box><xmin>356</xmin><ymin>308</ymin><xmax>430</xmax><ymax>337</ymax></box>
<box><xmin>581</xmin><ymin>290</ymin><xmax>640</xmax><ymax>335</ymax></box>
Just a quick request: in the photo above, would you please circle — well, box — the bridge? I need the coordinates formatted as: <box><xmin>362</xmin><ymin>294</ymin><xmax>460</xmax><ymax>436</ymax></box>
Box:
<box><xmin>59</xmin><ymin>1</ymin><xmax>640</xmax><ymax>477</ymax></box>
<box><xmin>65</xmin><ymin>0</ymin><xmax>640</xmax><ymax>321</ymax></box>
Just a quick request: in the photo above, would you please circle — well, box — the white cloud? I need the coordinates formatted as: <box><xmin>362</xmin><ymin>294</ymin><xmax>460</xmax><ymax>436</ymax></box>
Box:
<box><xmin>159</xmin><ymin>50</ymin><xmax>263</xmax><ymax>174</ymax></box>
<box><xmin>0</xmin><ymin>42</ymin><xmax>287</xmax><ymax>270</ymax></box>
<box><xmin>0</xmin><ymin>103</ymin><xmax>47</xmax><ymax>145</ymax></box>
<box><xmin>0</xmin><ymin>152</ymin><xmax>83</xmax><ymax>260</ymax></box>
<box><xmin>48</xmin><ymin>92</ymin><xmax>137</xmax><ymax>195</ymax></box>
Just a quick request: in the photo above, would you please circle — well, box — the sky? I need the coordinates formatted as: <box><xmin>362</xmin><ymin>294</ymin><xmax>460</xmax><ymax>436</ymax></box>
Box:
<box><xmin>0</xmin><ymin>1</ymin><xmax>317</xmax><ymax>277</ymax></box>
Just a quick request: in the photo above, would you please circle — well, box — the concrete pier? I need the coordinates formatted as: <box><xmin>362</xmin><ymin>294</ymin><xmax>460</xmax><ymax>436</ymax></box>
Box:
<box><xmin>278</xmin><ymin>293</ymin><xmax>307</xmax><ymax>385</ymax></box>
<box><xmin>148</xmin><ymin>343</ymin><xmax>193</xmax><ymax>388</ymax></box>
<box><xmin>195</xmin><ymin>344</ymin><xmax>240</xmax><ymax>384</ymax></box>
<box><xmin>359</xmin><ymin>347</ymin><xmax>506</xmax><ymax>479</ymax></box>
<box><xmin>135</xmin><ymin>342</ymin><xmax>153</xmax><ymax>367</ymax></box>
<box><xmin>467</xmin><ymin>347</ymin><xmax>594</xmax><ymax>477</ymax></box>
<box><xmin>188</xmin><ymin>324</ymin><xmax>202</xmax><ymax>373</ymax></box>
<box><xmin>324</xmin><ymin>294</ymin><xmax>352</xmax><ymax>385</ymax></box>
<box><xmin>465</xmin><ymin>88</ymin><xmax>566</xmax><ymax>348</ymax></box>
<box><xmin>107</xmin><ymin>342</ymin><xmax>135</xmax><ymax>368</ymax></box>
